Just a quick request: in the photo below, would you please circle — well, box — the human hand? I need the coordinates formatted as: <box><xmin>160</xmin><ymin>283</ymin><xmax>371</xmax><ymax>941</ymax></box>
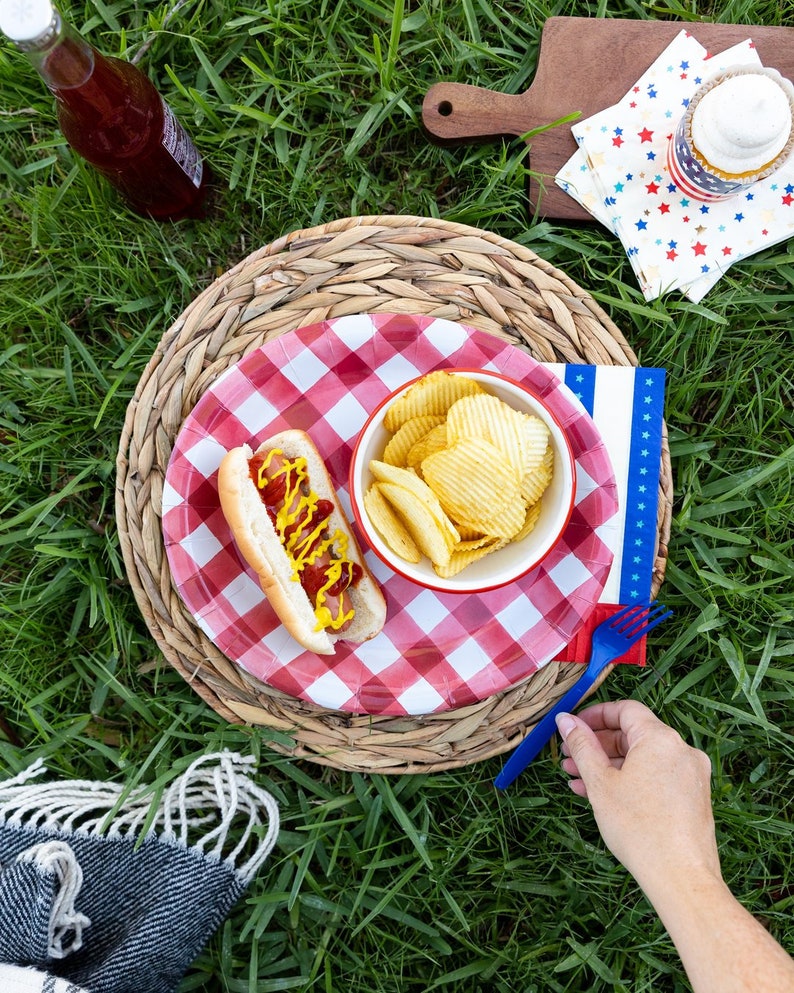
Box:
<box><xmin>555</xmin><ymin>700</ymin><xmax>721</xmax><ymax>896</ymax></box>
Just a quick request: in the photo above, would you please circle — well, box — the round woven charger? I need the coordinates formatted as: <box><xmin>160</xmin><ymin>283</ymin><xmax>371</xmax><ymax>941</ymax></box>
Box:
<box><xmin>116</xmin><ymin>214</ymin><xmax>672</xmax><ymax>774</ymax></box>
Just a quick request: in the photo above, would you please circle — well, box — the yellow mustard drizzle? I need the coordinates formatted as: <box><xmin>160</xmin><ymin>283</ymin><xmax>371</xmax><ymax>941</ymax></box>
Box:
<box><xmin>255</xmin><ymin>450</ymin><xmax>356</xmax><ymax>632</ymax></box>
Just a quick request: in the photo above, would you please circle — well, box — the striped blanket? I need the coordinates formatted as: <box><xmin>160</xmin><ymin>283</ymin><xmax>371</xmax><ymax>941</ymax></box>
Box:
<box><xmin>0</xmin><ymin>753</ymin><xmax>279</xmax><ymax>993</ymax></box>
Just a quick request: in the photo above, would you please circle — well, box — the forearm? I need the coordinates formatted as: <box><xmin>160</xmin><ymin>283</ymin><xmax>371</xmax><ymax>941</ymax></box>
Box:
<box><xmin>557</xmin><ymin>704</ymin><xmax>794</xmax><ymax>991</ymax></box>
<box><xmin>642</xmin><ymin>869</ymin><xmax>794</xmax><ymax>993</ymax></box>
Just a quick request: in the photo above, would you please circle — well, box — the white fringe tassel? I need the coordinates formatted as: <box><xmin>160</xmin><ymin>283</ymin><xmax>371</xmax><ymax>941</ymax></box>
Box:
<box><xmin>0</xmin><ymin>752</ymin><xmax>279</xmax><ymax>884</ymax></box>
<box><xmin>17</xmin><ymin>841</ymin><xmax>92</xmax><ymax>959</ymax></box>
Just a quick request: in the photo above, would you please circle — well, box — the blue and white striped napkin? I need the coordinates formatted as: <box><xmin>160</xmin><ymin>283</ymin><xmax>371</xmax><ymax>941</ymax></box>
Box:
<box><xmin>549</xmin><ymin>363</ymin><xmax>667</xmax><ymax>665</ymax></box>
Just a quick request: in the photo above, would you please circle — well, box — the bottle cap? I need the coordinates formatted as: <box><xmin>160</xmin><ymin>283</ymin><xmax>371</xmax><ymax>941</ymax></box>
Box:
<box><xmin>0</xmin><ymin>0</ymin><xmax>56</xmax><ymax>43</ymax></box>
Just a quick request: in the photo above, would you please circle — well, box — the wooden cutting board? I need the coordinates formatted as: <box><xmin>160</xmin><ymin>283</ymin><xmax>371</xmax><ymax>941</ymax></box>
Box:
<box><xmin>422</xmin><ymin>17</ymin><xmax>794</xmax><ymax>221</ymax></box>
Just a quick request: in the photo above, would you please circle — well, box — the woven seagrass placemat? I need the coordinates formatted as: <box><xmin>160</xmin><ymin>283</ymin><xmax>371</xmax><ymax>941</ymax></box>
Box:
<box><xmin>116</xmin><ymin>215</ymin><xmax>672</xmax><ymax>774</ymax></box>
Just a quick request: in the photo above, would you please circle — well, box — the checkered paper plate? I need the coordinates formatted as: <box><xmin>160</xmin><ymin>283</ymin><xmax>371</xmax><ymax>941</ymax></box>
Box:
<box><xmin>162</xmin><ymin>313</ymin><xmax>619</xmax><ymax>716</ymax></box>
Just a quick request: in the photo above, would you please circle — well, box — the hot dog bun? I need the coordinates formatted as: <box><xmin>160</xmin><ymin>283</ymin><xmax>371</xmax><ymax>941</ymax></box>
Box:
<box><xmin>218</xmin><ymin>429</ymin><xmax>386</xmax><ymax>655</ymax></box>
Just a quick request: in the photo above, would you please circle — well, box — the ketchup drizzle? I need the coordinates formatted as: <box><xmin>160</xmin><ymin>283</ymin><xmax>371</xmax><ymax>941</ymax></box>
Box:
<box><xmin>248</xmin><ymin>452</ymin><xmax>362</xmax><ymax>606</ymax></box>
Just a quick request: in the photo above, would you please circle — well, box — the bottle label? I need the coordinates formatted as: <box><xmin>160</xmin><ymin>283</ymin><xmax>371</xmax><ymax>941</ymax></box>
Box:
<box><xmin>161</xmin><ymin>100</ymin><xmax>203</xmax><ymax>188</ymax></box>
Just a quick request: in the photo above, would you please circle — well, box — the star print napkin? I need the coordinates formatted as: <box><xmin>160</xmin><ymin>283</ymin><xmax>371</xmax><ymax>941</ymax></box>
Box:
<box><xmin>555</xmin><ymin>31</ymin><xmax>794</xmax><ymax>302</ymax></box>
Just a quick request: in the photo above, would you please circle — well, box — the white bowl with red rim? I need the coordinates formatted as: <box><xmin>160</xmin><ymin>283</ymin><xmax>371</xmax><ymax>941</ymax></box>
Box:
<box><xmin>348</xmin><ymin>368</ymin><xmax>577</xmax><ymax>594</ymax></box>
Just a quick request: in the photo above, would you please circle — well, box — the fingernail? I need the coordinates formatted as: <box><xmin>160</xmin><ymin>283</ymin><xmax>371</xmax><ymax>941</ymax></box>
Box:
<box><xmin>555</xmin><ymin>713</ymin><xmax>577</xmax><ymax>739</ymax></box>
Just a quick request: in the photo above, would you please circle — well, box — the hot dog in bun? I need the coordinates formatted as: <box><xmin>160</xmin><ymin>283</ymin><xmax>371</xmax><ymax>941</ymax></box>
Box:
<box><xmin>218</xmin><ymin>429</ymin><xmax>387</xmax><ymax>655</ymax></box>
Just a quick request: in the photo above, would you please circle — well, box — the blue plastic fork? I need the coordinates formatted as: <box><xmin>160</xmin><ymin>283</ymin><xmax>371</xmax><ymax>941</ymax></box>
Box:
<box><xmin>494</xmin><ymin>601</ymin><xmax>673</xmax><ymax>790</ymax></box>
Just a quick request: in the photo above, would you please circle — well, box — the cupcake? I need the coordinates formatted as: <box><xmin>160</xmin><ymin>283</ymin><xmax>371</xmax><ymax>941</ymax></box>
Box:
<box><xmin>667</xmin><ymin>65</ymin><xmax>794</xmax><ymax>202</ymax></box>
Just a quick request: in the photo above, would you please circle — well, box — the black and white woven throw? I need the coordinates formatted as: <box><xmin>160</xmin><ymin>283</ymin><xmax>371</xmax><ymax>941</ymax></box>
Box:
<box><xmin>0</xmin><ymin>752</ymin><xmax>279</xmax><ymax>993</ymax></box>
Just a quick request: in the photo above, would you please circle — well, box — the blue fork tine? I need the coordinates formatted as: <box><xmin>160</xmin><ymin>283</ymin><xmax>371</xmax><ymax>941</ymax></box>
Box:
<box><xmin>494</xmin><ymin>601</ymin><xmax>672</xmax><ymax>790</ymax></box>
<box><xmin>609</xmin><ymin>601</ymin><xmax>672</xmax><ymax>640</ymax></box>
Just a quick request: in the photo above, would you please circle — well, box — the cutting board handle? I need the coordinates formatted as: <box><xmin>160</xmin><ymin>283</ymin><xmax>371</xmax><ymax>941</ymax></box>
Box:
<box><xmin>422</xmin><ymin>82</ymin><xmax>540</xmax><ymax>142</ymax></box>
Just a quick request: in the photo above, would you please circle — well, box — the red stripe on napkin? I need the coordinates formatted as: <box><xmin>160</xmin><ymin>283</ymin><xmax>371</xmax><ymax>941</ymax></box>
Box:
<box><xmin>552</xmin><ymin>604</ymin><xmax>646</xmax><ymax>666</ymax></box>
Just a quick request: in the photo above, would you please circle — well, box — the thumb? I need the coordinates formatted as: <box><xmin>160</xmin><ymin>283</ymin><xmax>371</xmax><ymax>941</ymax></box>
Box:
<box><xmin>556</xmin><ymin>713</ymin><xmax>611</xmax><ymax>795</ymax></box>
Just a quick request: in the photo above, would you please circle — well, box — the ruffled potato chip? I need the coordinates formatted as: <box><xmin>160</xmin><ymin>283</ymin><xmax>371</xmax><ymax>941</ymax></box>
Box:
<box><xmin>434</xmin><ymin>537</ymin><xmax>505</xmax><ymax>578</ymax></box>
<box><xmin>512</xmin><ymin>499</ymin><xmax>543</xmax><ymax>542</ymax></box>
<box><xmin>376</xmin><ymin>482</ymin><xmax>458</xmax><ymax>568</ymax></box>
<box><xmin>383</xmin><ymin>371</ymin><xmax>484</xmax><ymax>432</ymax></box>
<box><xmin>521</xmin><ymin>443</ymin><xmax>554</xmax><ymax>505</ymax></box>
<box><xmin>455</xmin><ymin>523</ymin><xmax>488</xmax><ymax>542</ymax></box>
<box><xmin>369</xmin><ymin>460</ymin><xmax>460</xmax><ymax>549</ymax></box>
<box><xmin>446</xmin><ymin>393</ymin><xmax>550</xmax><ymax>479</ymax></box>
<box><xmin>520</xmin><ymin>416</ymin><xmax>552</xmax><ymax>473</ymax></box>
<box><xmin>382</xmin><ymin>415</ymin><xmax>445</xmax><ymax>467</ymax></box>
<box><xmin>455</xmin><ymin>534</ymin><xmax>497</xmax><ymax>552</ymax></box>
<box><xmin>363</xmin><ymin>483</ymin><xmax>421</xmax><ymax>563</ymax></box>
<box><xmin>406</xmin><ymin>423</ymin><xmax>448</xmax><ymax>472</ymax></box>
<box><xmin>421</xmin><ymin>438</ymin><xmax>525</xmax><ymax>539</ymax></box>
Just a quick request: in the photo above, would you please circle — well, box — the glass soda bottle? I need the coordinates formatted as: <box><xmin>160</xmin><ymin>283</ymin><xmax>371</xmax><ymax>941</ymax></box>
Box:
<box><xmin>0</xmin><ymin>0</ymin><xmax>210</xmax><ymax>220</ymax></box>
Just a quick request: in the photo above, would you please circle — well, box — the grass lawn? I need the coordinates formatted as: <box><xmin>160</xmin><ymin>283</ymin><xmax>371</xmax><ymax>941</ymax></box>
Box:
<box><xmin>1</xmin><ymin>1</ymin><xmax>793</xmax><ymax>990</ymax></box>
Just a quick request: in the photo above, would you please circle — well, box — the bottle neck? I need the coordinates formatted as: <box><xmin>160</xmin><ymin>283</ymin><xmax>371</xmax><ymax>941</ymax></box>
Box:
<box><xmin>24</xmin><ymin>10</ymin><xmax>96</xmax><ymax>91</ymax></box>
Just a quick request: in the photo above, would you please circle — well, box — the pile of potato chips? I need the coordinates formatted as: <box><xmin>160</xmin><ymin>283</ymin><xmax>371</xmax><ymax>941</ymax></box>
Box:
<box><xmin>363</xmin><ymin>371</ymin><xmax>555</xmax><ymax>579</ymax></box>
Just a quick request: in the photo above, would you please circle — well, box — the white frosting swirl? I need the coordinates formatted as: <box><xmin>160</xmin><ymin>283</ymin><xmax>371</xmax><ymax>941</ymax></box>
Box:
<box><xmin>691</xmin><ymin>69</ymin><xmax>794</xmax><ymax>175</ymax></box>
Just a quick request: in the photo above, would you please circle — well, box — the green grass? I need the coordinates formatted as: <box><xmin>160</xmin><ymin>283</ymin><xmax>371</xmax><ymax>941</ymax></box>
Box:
<box><xmin>2</xmin><ymin>1</ymin><xmax>793</xmax><ymax>990</ymax></box>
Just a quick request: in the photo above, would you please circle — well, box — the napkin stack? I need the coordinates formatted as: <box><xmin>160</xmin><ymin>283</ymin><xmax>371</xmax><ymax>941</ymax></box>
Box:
<box><xmin>556</xmin><ymin>31</ymin><xmax>794</xmax><ymax>302</ymax></box>
<box><xmin>550</xmin><ymin>363</ymin><xmax>666</xmax><ymax>666</ymax></box>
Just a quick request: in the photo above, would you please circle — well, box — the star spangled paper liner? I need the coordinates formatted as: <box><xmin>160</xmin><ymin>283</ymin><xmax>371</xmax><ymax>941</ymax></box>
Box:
<box><xmin>555</xmin><ymin>31</ymin><xmax>794</xmax><ymax>302</ymax></box>
<box><xmin>162</xmin><ymin>314</ymin><xmax>624</xmax><ymax>716</ymax></box>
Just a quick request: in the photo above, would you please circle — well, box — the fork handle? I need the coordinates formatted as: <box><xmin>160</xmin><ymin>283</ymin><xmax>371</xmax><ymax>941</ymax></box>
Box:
<box><xmin>494</xmin><ymin>664</ymin><xmax>605</xmax><ymax>790</ymax></box>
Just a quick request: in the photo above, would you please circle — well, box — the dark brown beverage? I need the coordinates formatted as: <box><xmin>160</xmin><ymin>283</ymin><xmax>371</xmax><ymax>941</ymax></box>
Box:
<box><xmin>0</xmin><ymin>0</ymin><xmax>209</xmax><ymax>220</ymax></box>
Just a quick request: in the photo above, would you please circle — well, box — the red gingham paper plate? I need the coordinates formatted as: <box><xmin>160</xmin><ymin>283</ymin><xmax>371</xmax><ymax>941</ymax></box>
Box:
<box><xmin>162</xmin><ymin>313</ymin><xmax>619</xmax><ymax>716</ymax></box>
